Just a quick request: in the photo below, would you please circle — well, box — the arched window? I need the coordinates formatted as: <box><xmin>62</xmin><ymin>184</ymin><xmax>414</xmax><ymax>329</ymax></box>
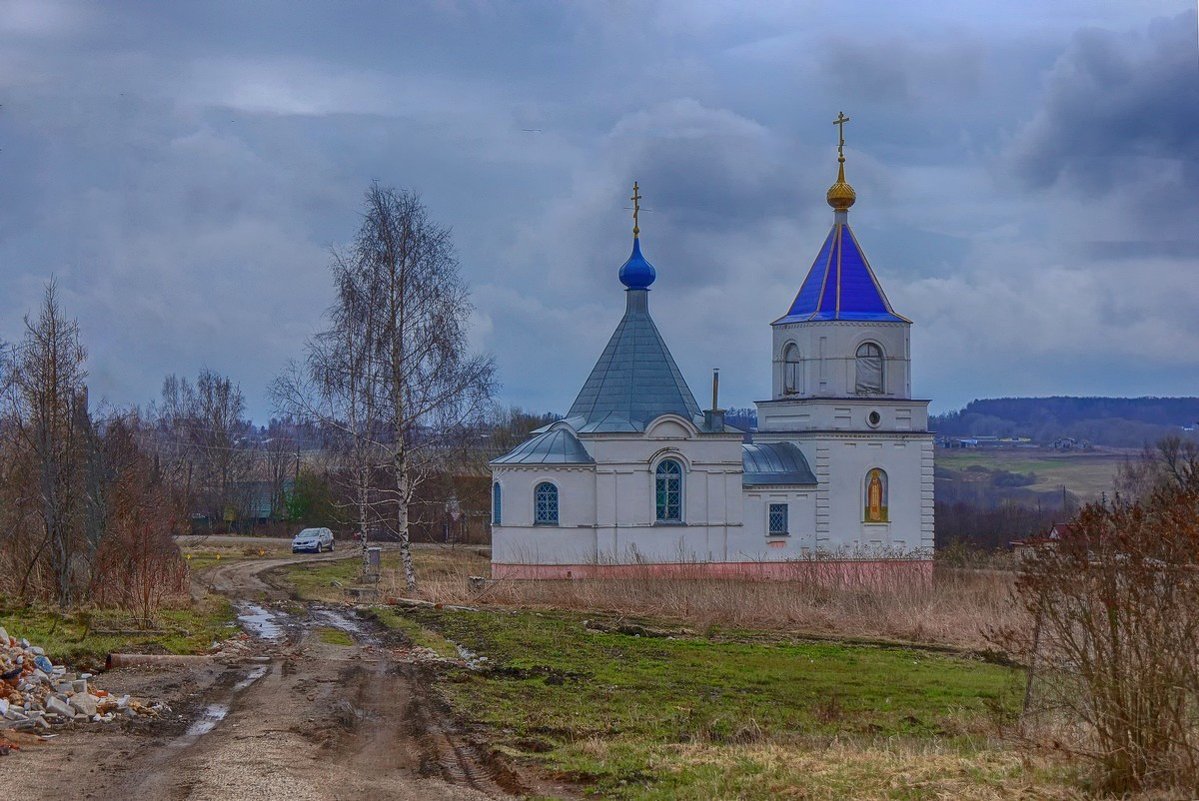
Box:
<box><xmin>782</xmin><ymin>343</ymin><xmax>801</xmax><ymax>395</ymax></box>
<box><xmin>855</xmin><ymin>342</ymin><xmax>884</xmax><ymax>395</ymax></box>
<box><xmin>491</xmin><ymin>482</ymin><xmax>502</xmax><ymax>526</ymax></box>
<box><xmin>864</xmin><ymin>468</ymin><xmax>888</xmax><ymax>523</ymax></box>
<box><xmin>655</xmin><ymin>459</ymin><xmax>683</xmax><ymax>523</ymax></box>
<box><xmin>534</xmin><ymin>482</ymin><xmax>558</xmax><ymax>525</ymax></box>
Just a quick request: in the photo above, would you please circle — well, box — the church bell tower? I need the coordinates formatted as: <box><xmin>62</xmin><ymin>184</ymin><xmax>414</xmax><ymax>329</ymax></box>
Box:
<box><xmin>754</xmin><ymin>113</ymin><xmax>933</xmax><ymax>557</ymax></box>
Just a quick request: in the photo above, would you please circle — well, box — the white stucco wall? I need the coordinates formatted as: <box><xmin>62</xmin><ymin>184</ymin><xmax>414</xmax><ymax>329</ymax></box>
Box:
<box><xmin>749</xmin><ymin>432</ymin><xmax>933</xmax><ymax>556</ymax></box>
<box><xmin>772</xmin><ymin>320</ymin><xmax>911</xmax><ymax>400</ymax></box>
<box><xmin>757</xmin><ymin>396</ymin><xmax>929</xmax><ymax>434</ymax></box>
<box><xmin>490</xmin><ymin>465</ymin><xmax>597</xmax><ymax>564</ymax></box>
<box><xmin>738</xmin><ymin>488</ymin><xmax>819</xmax><ymax>558</ymax></box>
<box><xmin>491</xmin><ymin>414</ymin><xmax>749</xmax><ymax>566</ymax></box>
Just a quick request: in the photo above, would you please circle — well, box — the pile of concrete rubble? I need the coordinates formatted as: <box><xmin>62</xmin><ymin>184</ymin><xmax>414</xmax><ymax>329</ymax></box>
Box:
<box><xmin>1</xmin><ymin>625</ymin><xmax>163</xmax><ymax>735</ymax></box>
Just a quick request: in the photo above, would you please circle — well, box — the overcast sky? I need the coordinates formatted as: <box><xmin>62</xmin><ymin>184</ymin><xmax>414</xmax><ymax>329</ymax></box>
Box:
<box><xmin>1</xmin><ymin>1</ymin><xmax>1196</xmax><ymax>421</ymax></box>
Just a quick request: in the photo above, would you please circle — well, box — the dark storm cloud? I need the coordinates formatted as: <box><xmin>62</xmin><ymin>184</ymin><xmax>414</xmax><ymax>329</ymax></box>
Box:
<box><xmin>0</xmin><ymin>0</ymin><xmax>1195</xmax><ymax>417</ymax></box>
<box><xmin>818</xmin><ymin>35</ymin><xmax>985</xmax><ymax>107</ymax></box>
<box><xmin>1009</xmin><ymin>10</ymin><xmax>1199</xmax><ymax>199</ymax></box>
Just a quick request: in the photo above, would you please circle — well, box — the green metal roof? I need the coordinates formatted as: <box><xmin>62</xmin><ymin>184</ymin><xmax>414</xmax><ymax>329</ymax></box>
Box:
<box><xmin>491</xmin><ymin>428</ymin><xmax>594</xmax><ymax>465</ymax></box>
<box><xmin>741</xmin><ymin>442</ymin><xmax>818</xmax><ymax>486</ymax></box>
<box><xmin>565</xmin><ymin>288</ymin><xmax>701</xmax><ymax>433</ymax></box>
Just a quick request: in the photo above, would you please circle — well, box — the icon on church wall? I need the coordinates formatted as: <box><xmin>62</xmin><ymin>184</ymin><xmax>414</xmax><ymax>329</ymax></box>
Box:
<box><xmin>864</xmin><ymin>468</ymin><xmax>888</xmax><ymax>523</ymax></box>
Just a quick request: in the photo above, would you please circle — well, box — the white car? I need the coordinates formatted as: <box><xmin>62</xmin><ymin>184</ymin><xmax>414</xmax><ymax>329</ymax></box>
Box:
<box><xmin>291</xmin><ymin>527</ymin><xmax>335</xmax><ymax>553</ymax></box>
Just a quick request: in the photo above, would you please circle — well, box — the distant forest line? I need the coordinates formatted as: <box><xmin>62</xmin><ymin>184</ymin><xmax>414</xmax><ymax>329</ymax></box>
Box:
<box><xmin>930</xmin><ymin>396</ymin><xmax>1199</xmax><ymax>448</ymax></box>
<box><xmin>726</xmin><ymin>397</ymin><xmax>1199</xmax><ymax>450</ymax></box>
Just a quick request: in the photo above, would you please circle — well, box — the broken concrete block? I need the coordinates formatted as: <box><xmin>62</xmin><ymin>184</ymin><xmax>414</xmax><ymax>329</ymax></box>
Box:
<box><xmin>45</xmin><ymin>696</ymin><xmax>73</xmax><ymax>718</ymax></box>
<box><xmin>69</xmin><ymin>694</ymin><xmax>97</xmax><ymax>717</ymax></box>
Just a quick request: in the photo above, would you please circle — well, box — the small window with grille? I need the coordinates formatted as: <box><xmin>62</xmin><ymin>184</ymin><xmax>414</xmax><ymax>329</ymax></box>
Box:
<box><xmin>768</xmin><ymin>503</ymin><xmax>789</xmax><ymax>536</ymax></box>
<box><xmin>534</xmin><ymin>482</ymin><xmax>559</xmax><ymax>525</ymax></box>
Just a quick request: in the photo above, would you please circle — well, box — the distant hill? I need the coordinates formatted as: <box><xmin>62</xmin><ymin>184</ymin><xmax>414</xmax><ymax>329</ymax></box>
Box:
<box><xmin>932</xmin><ymin>397</ymin><xmax>1199</xmax><ymax>448</ymax></box>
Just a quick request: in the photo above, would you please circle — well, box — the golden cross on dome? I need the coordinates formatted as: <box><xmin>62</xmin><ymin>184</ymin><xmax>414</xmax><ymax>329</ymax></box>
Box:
<box><xmin>833</xmin><ymin>111</ymin><xmax>850</xmax><ymax>160</ymax></box>
<box><xmin>630</xmin><ymin>181</ymin><xmax>642</xmax><ymax>238</ymax></box>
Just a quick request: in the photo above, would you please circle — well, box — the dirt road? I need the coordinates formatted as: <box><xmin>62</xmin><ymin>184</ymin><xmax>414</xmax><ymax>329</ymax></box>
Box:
<box><xmin>5</xmin><ymin>553</ymin><xmax>541</xmax><ymax>800</ymax></box>
<box><xmin>198</xmin><ymin>547</ymin><xmax>353</xmax><ymax>599</ymax></box>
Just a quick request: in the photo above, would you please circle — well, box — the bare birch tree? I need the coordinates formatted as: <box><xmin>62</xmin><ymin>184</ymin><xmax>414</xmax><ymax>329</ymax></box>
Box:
<box><xmin>272</xmin><ymin>247</ymin><xmax>388</xmax><ymax>568</ymax></box>
<box><xmin>359</xmin><ymin>185</ymin><xmax>495</xmax><ymax>590</ymax></box>
<box><xmin>275</xmin><ymin>184</ymin><xmax>495</xmax><ymax>591</ymax></box>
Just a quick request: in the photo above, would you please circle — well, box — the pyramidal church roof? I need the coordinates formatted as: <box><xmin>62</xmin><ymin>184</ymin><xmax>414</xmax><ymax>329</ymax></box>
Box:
<box><xmin>564</xmin><ymin>186</ymin><xmax>701</xmax><ymax>433</ymax></box>
<box><xmin>775</xmin><ymin>113</ymin><xmax>908</xmax><ymax>325</ymax></box>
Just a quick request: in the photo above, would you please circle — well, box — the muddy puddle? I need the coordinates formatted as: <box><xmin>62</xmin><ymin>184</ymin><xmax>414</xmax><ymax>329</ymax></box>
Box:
<box><xmin>236</xmin><ymin>603</ymin><xmax>286</xmax><ymax>640</ymax></box>
<box><xmin>311</xmin><ymin>607</ymin><xmax>373</xmax><ymax>642</ymax></box>
<box><xmin>177</xmin><ymin>664</ymin><xmax>269</xmax><ymax>743</ymax></box>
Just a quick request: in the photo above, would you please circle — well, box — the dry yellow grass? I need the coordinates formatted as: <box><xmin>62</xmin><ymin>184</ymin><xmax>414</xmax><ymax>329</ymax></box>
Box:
<box><xmin>649</xmin><ymin>740</ymin><xmax>1084</xmax><ymax>801</ymax></box>
<box><xmin>386</xmin><ymin>547</ymin><xmax>1023</xmax><ymax>651</ymax></box>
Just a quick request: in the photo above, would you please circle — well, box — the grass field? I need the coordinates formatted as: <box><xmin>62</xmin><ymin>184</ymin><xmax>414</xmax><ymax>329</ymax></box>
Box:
<box><xmin>278</xmin><ymin>545</ymin><xmax>491</xmax><ymax>604</ymax></box>
<box><xmin>270</xmin><ymin>546</ymin><xmax>1086</xmax><ymax>798</ymax></box>
<box><xmin>0</xmin><ymin>538</ymin><xmax>291</xmax><ymax>666</ymax></box>
<box><xmin>937</xmin><ymin>450</ymin><xmax>1125</xmax><ymax>500</ymax></box>
<box><xmin>390</xmin><ymin>605</ymin><xmax>1074</xmax><ymax>800</ymax></box>
<box><xmin>0</xmin><ymin>594</ymin><xmax>238</xmax><ymax>666</ymax></box>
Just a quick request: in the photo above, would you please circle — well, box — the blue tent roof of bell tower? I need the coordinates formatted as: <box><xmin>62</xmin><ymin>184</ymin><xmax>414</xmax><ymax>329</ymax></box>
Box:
<box><xmin>775</xmin><ymin>222</ymin><xmax>909</xmax><ymax>324</ymax></box>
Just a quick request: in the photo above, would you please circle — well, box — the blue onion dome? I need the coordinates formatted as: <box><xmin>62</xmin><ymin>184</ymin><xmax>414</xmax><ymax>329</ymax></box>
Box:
<box><xmin>619</xmin><ymin>237</ymin><xmax>656</xmax><ymax>289</ymax></box>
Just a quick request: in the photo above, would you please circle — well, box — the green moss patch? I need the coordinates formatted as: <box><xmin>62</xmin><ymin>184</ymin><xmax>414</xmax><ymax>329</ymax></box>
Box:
<box><xmin>316</xmin><ymin>626</ymin><xmax>354</xmax><ymax>646</ymax></box>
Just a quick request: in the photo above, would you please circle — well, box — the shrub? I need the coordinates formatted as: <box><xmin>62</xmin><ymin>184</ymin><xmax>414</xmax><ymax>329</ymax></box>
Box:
<box><xmin>1001</xmin><ymin>484</ymin><xmax>1199</xmax><ymax>792</ymax></box>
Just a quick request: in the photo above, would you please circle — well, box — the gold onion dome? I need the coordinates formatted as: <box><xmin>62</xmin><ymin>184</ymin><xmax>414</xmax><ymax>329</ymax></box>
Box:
<box><xmin>826</xmin><ymin>158</ymin><xmax>856</xmax><ymax>211</ymax></box>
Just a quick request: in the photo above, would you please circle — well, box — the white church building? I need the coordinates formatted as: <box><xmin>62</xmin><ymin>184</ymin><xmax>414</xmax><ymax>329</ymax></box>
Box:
<box><xmin>490</xmin><ymin>127</ymin><xmax>933</xmax><ymax>580</ymax></box>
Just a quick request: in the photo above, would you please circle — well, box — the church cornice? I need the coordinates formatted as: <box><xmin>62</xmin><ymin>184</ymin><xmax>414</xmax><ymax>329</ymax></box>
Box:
<box><xmin>491</xmin><ymin>464</ymin><xmax>596</xmax><ymax>474</ymax></box>
<box><xmin>771</xmin><ymin>319</ymin><xmax>908</xmax><ymax>329</ymax></box>
<box><xmin>756</xmin><ymin>397</ymin><xmax>932</xmax><ymax>406</ymax></box>
<box><xmin>758</xmin><ymin>430</ymin><xmax>933</xmax><ymax>440</ymax></box>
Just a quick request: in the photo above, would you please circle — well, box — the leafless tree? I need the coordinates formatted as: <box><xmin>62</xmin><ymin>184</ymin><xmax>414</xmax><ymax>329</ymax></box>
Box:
<box><xmin>273</xmin><ymin>247</ymin><xmax>389</xmax><ymax>567</ymax></box>
<box><xmin>275</xmin><ymin>184</ymin><xmax>495</xmax><ymax>591</ymax></box>
<box><xmin>262</xmin><ymin>423</ymin><xmax>298</xmax><ymax>521</ymax></box>
<box><xmin>0</xmin><ymin>282</ymin><xmax>89</xmax><ymax>606</ymax></box>
<box><xmin>89</xmin><ymin>413</ymin><xmax>188</xmax><ymax>620</ymax></box>
<box><xmin>356</xmin><ymin>185</ymin><xmax>495</xmax><ymax>590</ymax></box>
<box><xmin>0</xmin><ymin>284</ymin><xmax>187</xmax><ymax>612</ymax></box>
<box><xmin>152</xmin><ymin>369</ymin><xmax>252</xmax><ymax>530</ymax></box>
<box><xmin>997</xmin><ymin>468</ymin><xmax>1199</xmax><ymax>792</ymax></box>
<box><xmin>1116</xmin><ymin>435</ymin><xmax>1199</xmax><ymax>499</ymax></box>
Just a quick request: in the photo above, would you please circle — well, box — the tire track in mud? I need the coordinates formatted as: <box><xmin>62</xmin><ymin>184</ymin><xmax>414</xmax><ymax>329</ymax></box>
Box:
<box><xmin>118</xmin><ymin>593</ymin><xmax>517</xmax><ymax>800</ymax></box>
<box><xmin>15</xmin><ymin>550</ymin><xmax>539</xmax><ymax>800</ymax></box>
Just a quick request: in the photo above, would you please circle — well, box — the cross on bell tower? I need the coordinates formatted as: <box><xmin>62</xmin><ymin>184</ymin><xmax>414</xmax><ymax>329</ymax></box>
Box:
<box><xmin>630</xmin><ymin>181</ymin><xmax>642</xmax><ymax>238</ymax></box>
<box><xmin>833</xmin><ymin>111</ymin><xmax>850</xmax><ymax>161</ymax></box>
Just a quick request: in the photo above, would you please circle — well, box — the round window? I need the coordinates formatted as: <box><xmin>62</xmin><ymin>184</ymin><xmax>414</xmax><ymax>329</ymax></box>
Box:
<box><xmin>867</xmin><ymin>410</ymin><xmax>882</xmax><ymax>427</ymax></box>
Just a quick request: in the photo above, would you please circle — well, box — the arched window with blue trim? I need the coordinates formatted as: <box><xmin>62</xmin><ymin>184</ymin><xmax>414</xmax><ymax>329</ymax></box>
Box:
<box><xmin>534</xmin><ymin>482</ymin><xmax>559</xmax><ymax>525</ymax></box>
<box><xmin>655</xmin><ymin>459</ymin><xmax>683</xmax><ymax>522</ymax></box>
<box><xmin>491</xmin><ymin>482</ymin><xmax>502</xmax><ymax>526</ymax></box>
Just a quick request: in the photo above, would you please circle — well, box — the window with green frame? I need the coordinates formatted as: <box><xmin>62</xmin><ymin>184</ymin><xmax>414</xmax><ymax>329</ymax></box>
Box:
<box><xmin>655</xmin><ymin>459</ymin><xmax>683</xmax><ymax>522</ymax></box>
